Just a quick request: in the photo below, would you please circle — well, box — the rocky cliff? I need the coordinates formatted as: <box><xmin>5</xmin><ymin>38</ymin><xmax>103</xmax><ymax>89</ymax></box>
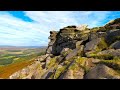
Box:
<box><xmin>9</xmin><ymin>18</ymin><xmax>120</xmax><ymax>79</ymax></box>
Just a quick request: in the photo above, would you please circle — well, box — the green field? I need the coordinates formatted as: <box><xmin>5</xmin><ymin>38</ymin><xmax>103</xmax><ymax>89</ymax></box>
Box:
<box><xmin>0</xmin><ymin>47</ymin><xmax>46</xmax><ymax>66</ymax></box>
<box><xmin>0</xmin><ymin>47</ymin><xmax>46</xmax><ymax>78</ymax></box>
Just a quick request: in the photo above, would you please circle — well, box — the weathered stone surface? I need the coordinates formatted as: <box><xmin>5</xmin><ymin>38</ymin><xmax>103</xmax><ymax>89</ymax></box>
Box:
<box><xmin>91</xmin><ymin>58</ymin><xmax>101</xmax><ymax>63</ymax></box>
<box><xmin>50</xmin><ymin>25</ymin><xmax>90</xmax><ymax>55</ymax></box>
<box><xmin>60</xmin><ymin>48</ymin><xmax>72</xmax><ymax>57</ymax></box>
<box><xmin>46</xmin><ymin>46</ymin><xmax>53</xmax><ymax>54</ymax></box>
<box><xmin>84</xmin><ymin>38</ymin><xmax>101</xmax><ymax>52</ymax></box>
<box><xmin>63</xmin><ymin>68</ymin><xmax>84</xmax><ymax>79</ymax></box>
<box><xmin>77</xmin><ymin>45</ymin><xmax>84</xmax><ymax>56</ymax></box>
<box><xmin>9</xmin><ymin>71</ymin><xmax>20</xmax><ymax>79</ymax></box>
<box><xmin>85</xmin><ymin>64</ymin><xmax>120</xmax><ymax>79</ymax></box>
<box><xmin>89</xmin><ymin>32</ymin><xmax>98</xmax><ymax>41</ymax></box>
<box><xmin>106</xmin><ymin>29</ymin><xmax>120</xmax><ymax>44</ymax></box>
<box><xmin>97</xmin><ymin>32</ymin><xmax>107</xmax><ymax>38</ymax></box>
<box><xmin>89</xmin><ymin>32</ymin><xmax>107</xmax><ymax>41</ymax></box>
<box><xmin>105</xmin><ymin>18</ymin><xmax>120</xmax><ymax>30</ymax></box>
<box><xmin>46</xmin><ymin>31</ymin><xmax>58</xmax><ymax>54</ymax></box>
<box><xmin>80</xmin><ymin>34</ymin><xmax>89</xmax><ymax>41</ymax></box>
<box><xmin>45</xmin><ymin>56</ymin><xmax>52</xmax><ymax>68</ymax></box>
<box><xmin>61</xmin><ymin>59</ymin><xmax>84</xmax><ymax>79</ymax></box>
<box><xmin>65</xmin><ymin>47</ymin><xmax>84</xmax><ymax>60</ymax></box>
<box><xmin>110</xmin><ymin>41</ymin><xmax>120</xmax><ymax>49</ymax></box>
<box><xmin>41</xmin><ymin>67</ymin><xmax>55</xmax><ymax>79</ymax></box>
<box><xmin>76</xmin><ymin>40</ymin><xmax>83</xmax><ymax>49</ymax></box>
<box><xmin>76</xmin><ymin>24</ymin><xmax>88</xmax><ymax>31</ymax></box>
<box><xmin>97</xmin><ymin>49</ymin><xmax>120</xmax><ymax>57</ymax></box>
<box><xmin>9</xmin><ymin>61</ymin><xmax>43</xmax><ymax>79</ymax></box>
<box><xmin>36</xmin><ymin>54</ymin><xmax>49</xmax><ymax>62</ymax></box>
<box><xmin>56</xmin><ymin>56</ymin><xmax>64</xmax><ymax>63</ymax></box>
<box><xmin>84</xmin><ymin>58</ymin><xmax>97</xmax><ymax>69</ymax></box>
<box><xmin>48</xmin><ymin>41</ymin><xmax>55</xmax><ymax>46</ymax></box>
<box><xmin>49</xmin><ymin>31</ymin><xmax>58</xmax><ymax>40</ymax></box>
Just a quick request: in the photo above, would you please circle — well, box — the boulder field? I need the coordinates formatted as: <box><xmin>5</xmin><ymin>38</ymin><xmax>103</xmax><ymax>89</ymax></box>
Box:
<box><xmin>9</xmin><ymin>18</ymin><xmax>120</xmax><ymax>79</ymax></box>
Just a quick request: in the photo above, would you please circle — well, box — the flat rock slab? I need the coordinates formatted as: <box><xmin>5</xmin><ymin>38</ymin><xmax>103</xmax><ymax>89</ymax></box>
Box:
<box><xmin>97</xmin><ymin>49</ymin><xmax>120</xmax><ymax>57</ymax></box>
<box><xmin>85</xmin><ymin>64</ymin><xmax>120</xmax><ymax>79</ymax></box>
<box><xmin>84</xmin><ymin>38</ymin><xmax>101</xmax><ymax>52</ymax></box>
<box><xmin>110</xmin><ymin>41</ymin><xmax>120</xmax><ymax>49</ymax></box>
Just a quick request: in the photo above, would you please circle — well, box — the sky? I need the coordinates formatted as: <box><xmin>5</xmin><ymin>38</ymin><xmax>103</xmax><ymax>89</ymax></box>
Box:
<box><xmin>0</xmin><ymin>11</ymin><xmax>120</xmax><ymax>46</ymax></box>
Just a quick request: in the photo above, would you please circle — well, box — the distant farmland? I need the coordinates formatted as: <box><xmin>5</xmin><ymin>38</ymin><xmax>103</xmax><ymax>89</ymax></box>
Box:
<box><xmin>0</xmin><ymin>46</ymin><xmax>47</xmax><ymax>78</ymax></box>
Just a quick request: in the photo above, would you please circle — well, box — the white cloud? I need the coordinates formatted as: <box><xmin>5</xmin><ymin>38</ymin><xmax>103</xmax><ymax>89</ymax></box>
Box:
<box><xmin>25</xmin><ymin>11</ymin><xmax>111</xmax><ymax>28</ymax></box>
<box><xmin>0</xmin><ymin>11</ymin><xmax>112</xmax><ymax>46</ymax></box>
<box><xmin>0</xmin><ymin>12</ymin><xmax>49</xmax><ymax>46</ymax></box>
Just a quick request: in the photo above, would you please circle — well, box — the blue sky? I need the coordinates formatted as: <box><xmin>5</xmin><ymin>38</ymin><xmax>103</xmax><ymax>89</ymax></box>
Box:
<box><xmin>0</xmin><ymin>11</ymin><xmax>120</xmax><ymax>46</ymax></box>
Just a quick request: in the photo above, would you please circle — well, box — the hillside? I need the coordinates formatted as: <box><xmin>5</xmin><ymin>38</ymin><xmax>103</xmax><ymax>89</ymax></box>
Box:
<box><xmin>0</xmin><ymin>47</ymin><xmax>46</xmax><ymax>78</ymax></box>
<box><xmin>8</xmin><ymin>18</ymin><xmax>120</xmax><ymax>79</ymax></box>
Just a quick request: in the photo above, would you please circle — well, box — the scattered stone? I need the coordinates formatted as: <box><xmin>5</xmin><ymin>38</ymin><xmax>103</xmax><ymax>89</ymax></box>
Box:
<box><xmin>97</xmin><ymin>49</ymin><xmax>120</xmax><ymax>57</ymax></box>
<box><xmin>65</xmin><ymin>48</ymin><xmax>82</xmax><ymax>60</ymax></box>
<box><xmin>85</xmin><ymin>64</ymin><xmax>120</xmax><ymax>79</ymax></box>
<box><xmin>106</xmin><ymin>29</ymin><xmax>120</xmax><ymax>44</ymax></box>
<box><xmin>110</xmin><ymin>41</ymin><xmax>120</xmax><ymax>49</ymax></box>
<box><xmin>84</xmin><ymin>38</ymin><xmax>101</xmax><ymax>52</ymax></box>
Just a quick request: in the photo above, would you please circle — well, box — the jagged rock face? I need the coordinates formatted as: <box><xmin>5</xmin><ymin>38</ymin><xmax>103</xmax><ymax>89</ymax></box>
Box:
<box><xmin>85</xmin><ymin>64</ymin><xmax>120</xmax><ymax>79</ymax></box>
<box><xmin>46</xmin><ymin>31</ymin><xmax>58</xmax><ymax>54</ymax></box>
<box><xmin>50</xmin><ymin>26</ymin><xmax>90</xmax><ymax>55</ymax></box>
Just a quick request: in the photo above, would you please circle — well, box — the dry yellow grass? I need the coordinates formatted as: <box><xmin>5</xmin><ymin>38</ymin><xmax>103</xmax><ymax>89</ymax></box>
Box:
<box><xmin>0</xmin><ymin>60</ymin><xmax>35</xmax><ymax>79</ymax></box>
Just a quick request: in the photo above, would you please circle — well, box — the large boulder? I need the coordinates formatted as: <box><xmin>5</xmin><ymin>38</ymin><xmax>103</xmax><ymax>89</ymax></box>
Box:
<box><xmin>110</xmin><ymin>41</ymin><xmax>120</xmax><ymax>49</ymax></box>
<box><xmin>65</xmin><ymin>46</ymin><xmax>84</xmax><ymax>60</ymax></box>
<box><xmin>97</xmin><ymin>49</ymin><xmax>120</xmax><ymax>58</ymax></box>
<box><xmin>89</xmin><ymin>32</ymin><xmax>107</xmax><ymax>41</ymax></box>
<box><xmin>84</xmin><ymin>38</ymin><xmax>107</xmax><ymax>53</ymax></box>
<box><xmin>106</xmin><ymin>29</ymin><xmax>120</xmax><ymax>44</ymax></box>
<box><xmin>65</xmin><ymin>49</ymin><xmax>79</xmax><ymax>60</ymax></box>
<box><xmin>84</xmin><ymin>38</ymin><xmax>102</xmax><ymax>52</ymax></box>
<box><xmin>85</xmin><ymin>64</ymin><xmax>120</xmax><ymax>79</ymax></box>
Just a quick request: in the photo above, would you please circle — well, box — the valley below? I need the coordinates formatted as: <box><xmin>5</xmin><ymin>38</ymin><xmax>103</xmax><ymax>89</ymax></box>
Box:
<box><xmin>0</xmin><ymin>46</ymin><xmax>46</xmax><ymax>78</ymax></box>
